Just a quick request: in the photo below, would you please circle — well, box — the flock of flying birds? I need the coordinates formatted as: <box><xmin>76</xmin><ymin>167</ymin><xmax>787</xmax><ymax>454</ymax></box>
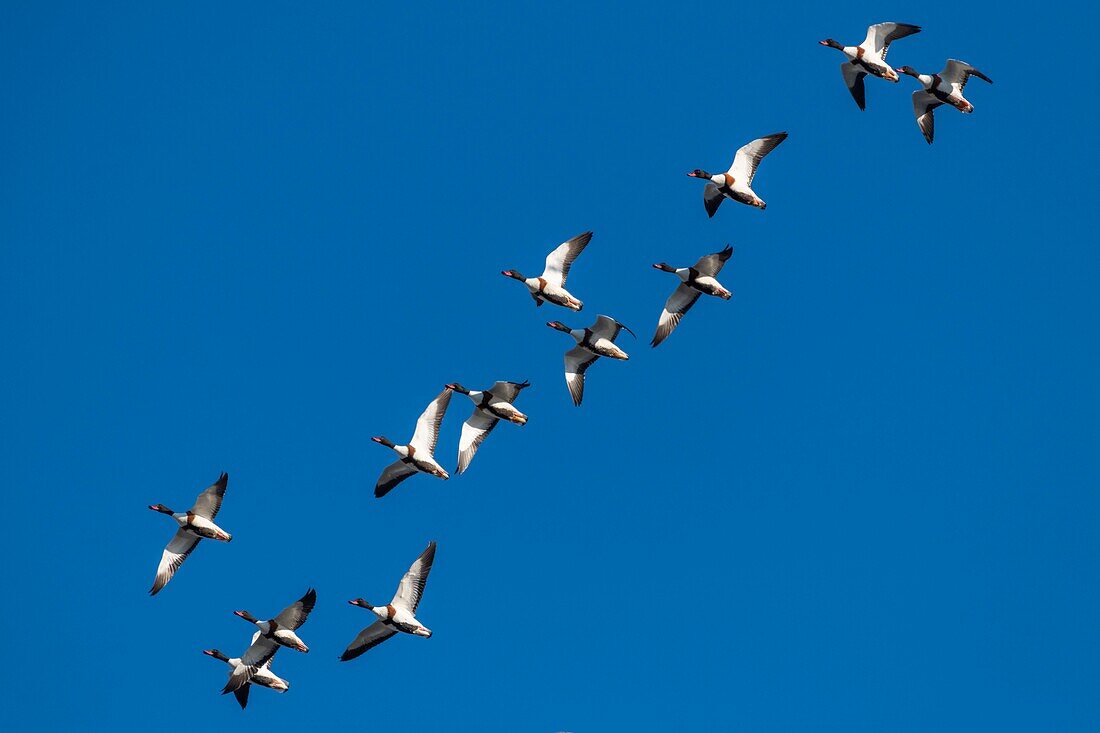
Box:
<box><xmin>145</xmin><ymin>20</ymin><xmax>992</xmax><ymax>709</ymax></box>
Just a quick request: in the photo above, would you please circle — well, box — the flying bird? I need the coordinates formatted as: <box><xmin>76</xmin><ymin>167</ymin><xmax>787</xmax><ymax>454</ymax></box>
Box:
<box><xmin>147</xmin><ymin>472</ymin><xmax>232</xmax><ymax>596</ymax></box>
<box><xmin>203</xmin><ymin>642</ymin><xmax>289</xmax><ymax>709</ymax></box>
<box><xmin>547</xmin><ymin>315</ymin><xmax>634</xmax><ymax>406</ymax></box>
<box><xmin>897</xmin><ymin>60</ymin><xmax>993</xmax><ymax>143</ymax></box>
<box><xmin>651</xmin><ymin>245</ymin><xmax>734</xmax><ymax>347</ymax></box>
<box><xmin>445</xmin><ymin>380</ymin><xmax>530</xmax><ymax>474</ymax></box>
<box><xmin>501</xmin><ymin>231</ymin><xmax>592</xmax><ymax>310</ymax></box>
<box><xmin>341</xmin><ymin>541</ymin><xmax>438</xmax><ymax>662</ymax></box>
<box><xmin>371</xmin><ymin>388</ymin><xmax>452</xmax><ymax>498</ymax></box>
<box><xmin>225</xmin><ymin>588</ymin><xmax>316</xmax><ymax>693</ymax></box>
<box><xmin>687</xmin><ymin>133</ymin><xmax>788</xmax><ymax>215</ymax></box>
<box><xmin>819</xmin><ymin>22</ymin><xmax>922</xmax><ymax>109</ymax></box>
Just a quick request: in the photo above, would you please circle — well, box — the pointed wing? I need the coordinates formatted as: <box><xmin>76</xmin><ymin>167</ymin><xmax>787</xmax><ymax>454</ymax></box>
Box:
<box><xmin>393</xmin><ymin>540</ymin><xmax>437</xmax><ymax>613</ymax></box>
<box><xmin>841</xmin><ymin>63</ymin><xmax>867</xmax><ymax>110</ymax></box>
<box><xmin>456</xmin><ymin>410</ymin><xmax>498</xmax><ymax>475</ymax></box>
<box><xmin>375</xmin><ymin>460</ymin><xmax>417</xmax><ymax>498</ymax></box>
<box><xmin>190</xmin><ymin>472</ymin><xmax>228</xmax><ymax>520</ymax></box>
<box><xmin>913</xmin><ymin>91</ymin><xmax>941</xmax><ymax>144</ymax></box>
<box><xmin>541</xmin><ymin>231</ymin><xmax>592</xmax><ymax>287</ymax></box>
<box><xmin>729</xmin><ymin>132</ymin><xmax>787</xmax><ymax>185</ymax></box>
<box><xmin>274</xmin><ymin>588</ymin><xmax>316</xmax><ymax>630</ymax></box>
<box><xmin>233</xmin><ymin>683</ymin><xmax>251</xmax><ymax>709</ymax></box>
<box><xmin>591</xmin><ymin>314</ymin><xmax>635</xmax><ymax>342</ymax></box>
<box><xmin>564</xmin><ymin>346</ymin><xmax>599</xmax><ymax>406</ymax></box>
<box><xmin>226</xmin><ymin>636</ymin><xmax>279</xmax><ymax>693</ymax></box>
<box><xmin>410</xmin><ymin>388</ymin><xmax>451</xmax><ymax>454</ymax></box>
<box><xmin>149</xmin><ymin>529</ymin><xmax>200</xmax><ymax>595</ymax></box>
<box><xmin>940</xmin><ymin>59</ymin><xmax>992</xmax><ymax>93</ymax></box>
<box><xmin>862</xmin><ymin>22</ymin><xmax>921</xmax><ymax>59</ymax></box>
<box><xmin>693</xmin><ymin>245</ymin><xmax>733</xmax><ymax>277</ymax></box>
<box><xmin>487</xmin><ymin>380</ymin><xmax>530</xmax><ymax>403</ymax></box>
<box><xmin>651</xmin><ymin>284</ymin><xmax>702</xmax><ymax>348</ymax></box>
<box><xmin>703</xmin><ymin>182</ymin><xmax>724</xmax><ymax>218</ymax></box>
<box><xmin>339</xmin><ymin>620</ymin><xmax>398</xmax><ymax>662</ymax></box>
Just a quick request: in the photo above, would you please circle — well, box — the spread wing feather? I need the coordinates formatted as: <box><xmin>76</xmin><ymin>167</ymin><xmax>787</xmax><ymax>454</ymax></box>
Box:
<box><xmin>190</xmin><ymin>472</ymin><xmax>228</xmax><ymax>520</ymax></box>
<box><xmin>339</xmin><ymin>620</ymin><xmax>398</xmax><ymax>662</ymax></box>
<box><xmin>149</xmin><ymin>529</ymin><xmax>199</xmax><ymax>596</ymax></box>
<box><xmin>375</xmin><ymin>460</ymin><xmax>417</xmax><ymax>498</ymax></box>
<box><xmin>542</xmin><ymin>231</ymin><xmax>592</xmax><ymax>287</ymax></box>
<box><xmin>393</xmin><ymin>541</ymin><xmax>436</xmax><ymax>613</ymax></box>
<box><xmin>456</xmin><ymin>410</ymin><xmax>498</xmax><ymax>475</ymax></box>
<box><xmin>729</xmin><ymin>133</ymin><xmax>787</xmax><ymax>185</ymax></box>
<box><xmin>410</xmin><ymin>389</ymin><xmax>451</xmax><ymax>454</ymax></box>
<box><xmin>651</xmin><ymin>285</ymin><xmax>702</xmax><ymax>347</ymax></box>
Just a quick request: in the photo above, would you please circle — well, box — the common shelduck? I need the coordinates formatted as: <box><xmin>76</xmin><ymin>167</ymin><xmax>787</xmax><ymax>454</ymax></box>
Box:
<box><xmin>445</xmin><ymin>381</ymin><xmax>530</xmax><ymax>474</ymax></box>
<box><xmin>501</xmin><ymin>232</ymin><xmax>592</xmax><ymax>310</ymax></box>
<box><xmin>687</xmin><ymin>133</ymin><xmax>788</xmax><ymax>215</ymax></box>
<box><xmin>225</xmin><ymin>588</ymin><xmax>316</xmax><ymax>693</ymax></box>
<box><xmin>203</xmin><ymin>642</ymin><xmax>289</xmax><ymax>709</ymax></box>
<box><xmin>547</xmin><ymin>315</ymin><xmax>634</xmax><ymax>406</ymax></box>
<box><xmin>341</xmin><ymin>541</ymin><xmax>437</xmax><ymax>662</ymax></box>
<box><xmin>819</xmin><ymin>23</ymin><xmax>922</xmax><ymax>109</ymax></box>
<box><xmin>651</xmin><ymin>245</ymin><xmax>734</xmax><ymax>347</ymax></box>
<box><xmin>147</xmin><ymin>472</ymin><xmax>231</xmax><ymax>596</ymax></box>
<box><xmin>372</xmin><ymin>389</ymin><xmax>452</xmax><ymax>498</ymax></box>
<box><xmin>897</xmin><ymin>60</ymin><xmax>992</xmax><ymax>143</ymax></box>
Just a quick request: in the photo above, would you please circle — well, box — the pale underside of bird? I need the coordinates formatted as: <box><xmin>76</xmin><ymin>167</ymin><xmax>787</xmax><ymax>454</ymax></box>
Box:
<box><xmin>899</xmin><ymin>59</ymin><xmax>992</xmax><ymax>143</ymax></box>
<box><xmin>547</xmin><ymin>315</ymin><xmax>635</xmax><ymax>406</ymax></box>
<box><xmin>447</xmin><ymin>380</ymin><xmax>530</xmax><ymax>474</ymax></box>
<box><xmin>224</xmin><ymin>588</ymin><xmax>316</xmax><ymax>693</ymax></box>
<box><xmin>501</xmin><ymin>231</ymin><xmax>592</xmax><ymax>310</ymax></box>
<box><xmin>372</xmin><ymin>388</ymin><xmax>452</xmax><ymax>498</ymax></box>
<box><xmin>687</xmin><ymin>133</ymin><xmax>788</xmax><ymax>216</ymax></box>
<box><xmin>341</xmin><ymin>541</ymin><xmax>437</xmax><ymax>662</ymax></box>
<box><xmin>819</xmin><ymin>22</ymin><xmax>922</xmax><ymax>110</ymax></box>
<box><xmin>148</xmin><ymin>472</ymin><xmax>231</xmax><ymax>596</ymax></box>
<box><xmin>204</xmin><ymin>639</ymin><xmax>289</xmax><ymax>709</ymax></box>
<box><xmin>651</xmin><ymin>245</ymin><xmax>734</xmax><ymax>347</ymax></box>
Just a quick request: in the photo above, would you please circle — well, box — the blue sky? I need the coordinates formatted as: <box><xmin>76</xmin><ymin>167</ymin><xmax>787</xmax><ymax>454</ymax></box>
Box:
<box><xmin>2</xmin><ymin>2</ymin><xmax>1098</xmax><ymax>730</ymax></box>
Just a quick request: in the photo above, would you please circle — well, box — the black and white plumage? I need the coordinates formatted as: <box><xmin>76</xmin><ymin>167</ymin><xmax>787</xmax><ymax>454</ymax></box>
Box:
<box><xmin>501</xmin><ymin>231</ymin><xmax>592</xmax><ymax>310</ymax></box>
<box><xmin>371</xmin><ymin>389</ymin><xmax>452</xmax><ymax>498</ymax></box>
<box><xmin>204</xmin><ymin>643</ymin><xmax>289</xmax><ymax>709</ymax></box>
<box><xmin>341</xmin><ymin>541</ymin><xmax>438</xmax><ymax>662</ymax></box>
<box><xmin>446</xmin><ymin>380</ymin><xmax>530</xmax><ymax>474</ymax></box>
<box><xmin>651</xmin><ymin>245</ymin><xmax>734</xmax><ymax>347</ymax></box>
<box><xmin>687</xmin><ymin>133</ymin><xmax>788</xmax><ymax>215</ymax></box>
<box><xmin>547</xmin><ymin>315</ymin><xmax>634</xmax><ymax>406</ymax></box>
<box><xmin>898</xmin><ymin>60</ymin><xmax>992</xmax><ymax>143</ymax></box>
<box><xmin>147</xmin><ymin>472</ymin><xmax>232</xmax><ymax>596</ymax></box>
<box><xmin>226</xmin><ymin>588</ymin><xmax>317</xmax><ymax>693</ymax></box>
<box><xmin>819</xmin><ymin>23</ymin><xmax>922</xmax><ymax>109</ymax></box>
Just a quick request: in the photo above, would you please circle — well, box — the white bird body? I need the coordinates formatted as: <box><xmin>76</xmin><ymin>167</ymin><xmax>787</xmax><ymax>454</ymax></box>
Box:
<box><xmin>341</xmin><ymin>542</ymin><xmax>438</xmax><ymax>662</ymax></box>
<box><xmin>247</xmin><ymin>622</ymin><xmax>309</xmax><ymax>653</ymax></box>
<box><xmin>174</xmin><ymin>513</ymin><xmax>231</xmax><ymax>541</ymax></box>
<box><xmin>570</xmin><ymin>329</ymin><xmax>628</xmax><ymax>360</ymax></box>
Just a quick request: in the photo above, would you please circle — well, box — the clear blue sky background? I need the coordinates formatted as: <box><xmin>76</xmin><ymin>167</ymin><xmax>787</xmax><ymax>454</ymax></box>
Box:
<box><xmin>2</xmin><ymin>2</ymin><xmax>1097</xmax><ymax>731</ymax></box>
